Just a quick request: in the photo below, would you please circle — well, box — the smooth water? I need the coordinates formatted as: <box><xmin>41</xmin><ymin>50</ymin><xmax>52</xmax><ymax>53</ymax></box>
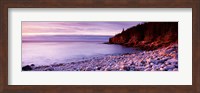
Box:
<box><xmin>22</xmin><ymin>35</ymin><xmax>137</xmax><ymax>66</ymax></box>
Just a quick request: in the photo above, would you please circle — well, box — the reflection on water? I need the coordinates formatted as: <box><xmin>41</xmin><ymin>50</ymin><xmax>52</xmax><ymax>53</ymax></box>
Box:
<box><xmin>22</xmin><ymin>36</ymin><xmax>137</xmax><ymax>66</ymax></box>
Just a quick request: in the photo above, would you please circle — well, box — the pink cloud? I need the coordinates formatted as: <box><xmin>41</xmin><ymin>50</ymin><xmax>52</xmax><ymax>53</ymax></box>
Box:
<box><xmin>22</xmin><ymin>22</ymin><xmax>142</xmax><ymax>36</ymax></box>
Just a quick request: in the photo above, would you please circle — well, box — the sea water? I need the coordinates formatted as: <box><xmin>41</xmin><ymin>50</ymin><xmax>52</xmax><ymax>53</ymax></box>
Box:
<box><xmin>22</xmin><ymin>35</ymin><xmax>137</xmax><ymax>66</ymax></box>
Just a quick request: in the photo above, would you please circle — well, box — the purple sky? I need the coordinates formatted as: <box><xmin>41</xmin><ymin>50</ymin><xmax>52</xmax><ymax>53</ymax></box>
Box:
<box><xmin>22</xmin><ymin>22</ymin><xmax>142</xmax><ymax>36</ymax></box>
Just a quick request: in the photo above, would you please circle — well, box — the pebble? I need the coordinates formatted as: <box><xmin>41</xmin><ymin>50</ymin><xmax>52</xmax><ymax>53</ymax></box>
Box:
<box><xmin>161</xmin><ymin>64</ymin><xmax>165</xmax><ymax>68</ymax></box>
<box><xmin>28</xmin><ymin>44</ymin><xmax>178</xmax><ymax>71</ymax></box>
<box><xmin>168</xmin><ymin>69</ymin><xmax>173</xmax><ymax>71</ymax></box>
<box><xmin>123</xmin><ymin>66</ymin><xmax>131</xmax><ymax>71</ymax></box>
<box><xmin>173</xmin><ymin>68</ymin><xmax>178</xmax><ymax>71</ymax></box>
<box><xmin>159</xmin><ymin>68</ymin><xmax>164</xmax><ymax>71</ymax></box>
<box><xmin>144</xmin><ymin>68</ymin><xmax>152</xmax><ymax>71</ymax></box>
<box><xmin>166</xmin><ymin>65</ymin><xmax>175</xmax><ymax>69</ymax></box>
<box><xmin>150</xmin><ymin>63</ymin><xmax>154</xmax><ymax>66</ymax></box>
<box><xmin>145</xmin><ymin>65</ymin><xmax>150</xmax><ymax>68</ymax></box>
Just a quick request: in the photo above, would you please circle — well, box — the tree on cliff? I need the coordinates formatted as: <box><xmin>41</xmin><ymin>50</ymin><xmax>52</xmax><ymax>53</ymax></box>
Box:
<box><xmin>109</xmin><ymin>22</ymin><xmax>178</xmax><ymax>50</ymax></box>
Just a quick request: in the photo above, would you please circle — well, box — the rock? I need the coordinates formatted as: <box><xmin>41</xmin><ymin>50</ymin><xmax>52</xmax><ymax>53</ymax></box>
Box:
<box><xmin>174</xmin><ymin>64</ymin><xmax>178</xmax><ymax>68</ymax></box>
<box><xmin>151</xmin><ymin>60</ymin><xmax>159</xmax><ymax>64</ymax></box>
<box><xmin>145</xmin><ymin>65</ymin><xmax>151</xmax><ymax>68</ymax></box>
<box><xmin>22</xmin><ymin>65</ymin><xmax>32</xmax><ymax>71</ymax></box>
<box><xmin>141</xmin><ymin>60</ymin><xmax>145</xmax><ymax>64</ymax></box>
<box><xmin>138</xmin><ymin>62</ymin><xmax>143</xmax><ymax>66</ymax></box>
<box><xmin>158</xmin><ymin>57</ymin><xmax>169</xmax><ymax>63</ymax></box>
<box><xmin>166</xmin><ymin>58</ymin><xmax>178</xmax><ymax>64</ymax></box>
<box><xmin>146</xmin><ymin>58</ymin><xmax>151</xmax><ymax>63</ymax></box>
<box><xmin>165</xmin><ymin>48</ymin><xmax>176</xmax><ymax>54</ymax></box>
<box><xmin>163</xmin><ymin>66</ymin><xmax>168</xmax><ymax>71</ymax></box>
<box><xmin>165</xmin><ymin>61</ymin><xmax>170</xmax><ymax>65</ymax></box>
<box><xmin>165</xmin><ymin>65</ymin><xmax>175</xmax><ymax>70</ymax></box>
<box><xmin>159</xmin><ymin>68</ymin><xmax>164</xmax><ymax>71</ymax></box>
<box><xmin>152</xmin><ymin>65</ymin><xmax>159</xmax><ymax>70</ymax></box>
<box><xmin>109</xmin><ymin>22</ymin><xmax>178</xmax><ymax>50</ymax></box>
<box><xmin>86</xmin><ymin>67</ymin><xmax>93</xmax><ymax>71</ymax></box>
<box><xmin>167</xmin><ymin>69</ymin><xmax>173</xmax><ymax>71</ymax></box>
<box><xmin>95</xmin><ymin>66</ymin><xmax>101</xmax><ymax>70</ymax></box>
<box><xmin>105</xmin><ymin>67</ymin><xmax>111</xmax><ymax>71</ymax></box>
<box><xmin>30</xmin><ymin>64</ymin><xmax>35</xmax><ymax>66</ymax></box>
<box><xmin>150</xmin><ymin>62</ymin><xmax>154</xmax><ymax>66</ymax></box>
<box><xmin>159</xmin><ymin>51</ymin><xmax>165</xmax><ymax>55</ymax></box>
<box><xmin>144</xmin><ymin>68</ymin><xmax>152</xmax><ymax>71</ymax></box>
<box><xmin>44</xmin><ymin>67</ymin><xmax>54</xmax><ymax>71</ymax></box>
<box><xmin>129</xmin><ymin>67</ymin><xmax>135</xmax><ymax>71</ymax></box>
<box><xmin>173</xmin><ymin>68</ymin><xmax>178</xmax><ymax>71</ymax></box>
<box><xmin>151</xmin><ymin>68</ymin><xmax>157</xmax><ymax>71</ymax></box>
<box><xmin>123</xmin><ymin>66</ymin><xmax>130</xmax><ymax>71</ymax></box>
<box><xmin>161</xmin><ymin>64</ymin><xmax>165</xmax><ymax>68</ymax></box>
<box><xmin>157</xmin><ymin>63</ymin><xmax>162</xmax><ymax>66</ymax></box>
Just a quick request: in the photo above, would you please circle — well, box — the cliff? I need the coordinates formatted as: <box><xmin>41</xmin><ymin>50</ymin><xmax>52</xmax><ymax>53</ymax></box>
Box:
<box><xmin>109</xmin><ymin>22</ymin><xmax>178</xmax><ymax>50</ymax></box>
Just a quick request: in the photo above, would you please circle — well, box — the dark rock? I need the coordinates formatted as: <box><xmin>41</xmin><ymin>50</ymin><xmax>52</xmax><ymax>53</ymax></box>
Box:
<box><xmin>30</xmin><ymin>64</ymin><xmax>35</xmax><ymax>66</ymax></box>
<box><xmin>44</xmin><ymin>68</ymin><xmax>54</xmax><ymax>71</ymax></box>
<box><xmin>123</xmin><ymin>66</ymin><xmax>130</xmax><ymax>71</ymax></box>
<box><xmin>22</xmin><ymin>65</ymin><xmax>32</xmax><ymax>71</ymax></box>
<box><xmin>97</xmin><ymin>67</ymin><xmax>101</xmax><ymax>70</ymax></box>
<box><xmin>141</xmin><ymin>60</ymin><xmax>145</xmax><ymax>64</ymax></box>
<box><xmin>103</xmin><ymin>42</ymin><xmax>110</xmax><ymax>44</ymax></box>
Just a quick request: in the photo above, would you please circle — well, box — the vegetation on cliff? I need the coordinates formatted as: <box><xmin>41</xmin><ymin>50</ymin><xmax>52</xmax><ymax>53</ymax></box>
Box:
<box><xmin>109</xmin><ymin>22</ymin><xmax>178</xmax><ymax>50</ymax></box>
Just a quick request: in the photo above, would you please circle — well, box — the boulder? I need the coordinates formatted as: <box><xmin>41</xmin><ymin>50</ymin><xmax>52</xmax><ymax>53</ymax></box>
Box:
<box><xmin>22</xmin><ymin>65</ymin><xmax>32</xmax><ymax>71</ymax></box>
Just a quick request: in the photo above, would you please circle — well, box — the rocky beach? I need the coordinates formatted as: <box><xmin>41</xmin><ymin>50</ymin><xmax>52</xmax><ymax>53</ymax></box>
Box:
<box><xmin>23</xmin><ymin>43</ymin><xmax>178</xmax><ymax>71</ymax></box>
<box><xmin>22</xmin><ymin>22</ymin><xmax>178</xmax><ymax>71</ymax></box>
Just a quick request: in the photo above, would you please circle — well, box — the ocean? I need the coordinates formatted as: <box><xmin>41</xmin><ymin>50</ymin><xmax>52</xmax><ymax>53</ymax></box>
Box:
<box><xmin>22</xmin><ymin>35</ymin><xmax>137</xmax><ymax>66</ymax></box>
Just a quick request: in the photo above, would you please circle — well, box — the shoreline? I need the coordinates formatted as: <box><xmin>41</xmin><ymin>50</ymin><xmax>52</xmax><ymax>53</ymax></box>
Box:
<box><xmin>22</xmin><ymin>43</ymin><xmax>178</xmax><ymax>71</ymax></box>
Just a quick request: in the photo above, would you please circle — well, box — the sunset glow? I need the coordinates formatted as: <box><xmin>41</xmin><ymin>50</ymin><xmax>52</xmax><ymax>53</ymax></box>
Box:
<box><xmin>22</xmin><ymin>22</ymin><xmax>142</xmax><ymax>36</ymax></box>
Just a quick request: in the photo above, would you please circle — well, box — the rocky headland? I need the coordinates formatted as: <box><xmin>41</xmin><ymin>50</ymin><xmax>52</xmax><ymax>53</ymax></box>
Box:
<box><xmin>22</xmin><ymin>22</ymin><xmax>178</xmax><ymax>71</ymax></box>
<box><xmin>109</xmin><ymin>22</ymin><xmax>178</xmax><ymax>50</ymax></box>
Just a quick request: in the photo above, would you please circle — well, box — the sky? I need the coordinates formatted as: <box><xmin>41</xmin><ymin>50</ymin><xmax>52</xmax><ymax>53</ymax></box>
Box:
<box><xmin>22</xmin><ymin>22</ymin><xmax>142</xmax><ymax>36</ymax></box>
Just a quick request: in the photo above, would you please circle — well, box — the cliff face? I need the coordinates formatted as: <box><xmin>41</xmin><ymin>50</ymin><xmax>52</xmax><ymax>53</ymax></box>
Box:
<box><xmin>109</xmin><ymin>22</ymin><xmax>178</xmax><ymax>50</ymax></box>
